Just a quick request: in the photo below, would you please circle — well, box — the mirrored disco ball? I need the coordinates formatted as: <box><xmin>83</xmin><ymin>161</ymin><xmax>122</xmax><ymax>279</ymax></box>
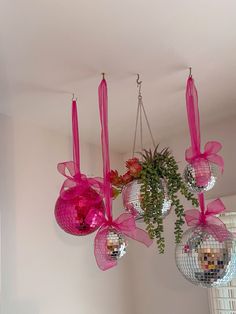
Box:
<box><xmin>175</xmin><ymin>226</ymin><xmax>236</xmax><ymax>288</ymax></box>
<box><xmin>55</xmin><ymin>186</ymin><xmax>104</xmax><ymax>236</ymax></box>
<box><xmin>122</xmin><ymin>179</ymin><xmax>171</xmax><ymax>221</ymax></box>
<box><xmin>184</xmin><ymin>159</ymin><xmax>217</xmax><ymax>193</ymax></box>
<box><xmin>106</xmin><ymin>228</ymin><xmax>127</xmax><ymax>260</ymax></box>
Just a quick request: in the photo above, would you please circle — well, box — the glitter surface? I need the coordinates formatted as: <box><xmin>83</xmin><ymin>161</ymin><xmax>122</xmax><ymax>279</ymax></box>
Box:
<box><xmin>184</xmin><ymin>159</ymin><xmax>217</xmax><ymax>193</ymax></box>
<box><xmin>122</xmin><ymin>179</ymin><xmax>171</xmax><ymax>221</ymax></box>
<box><xmin>175</xmin><ymin>227</ymin><xmax>236</xmax><ymax>287</ymax></box>
<box><xmin>55</xmin><ymin>186</ymin><xmax>104</xmax><ymax>236</ymax></box>
<box><xmin>106</xmin><ymin>229</ymin><xmax>127</xmax><ymax>260</ymax></box>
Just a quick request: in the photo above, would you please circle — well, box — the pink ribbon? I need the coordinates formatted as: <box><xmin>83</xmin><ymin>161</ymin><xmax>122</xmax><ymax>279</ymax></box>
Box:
<box><xmin>98</xmin><ymin>79</ymin><xmax>113</xmax><ymax>221</ymax></box>
<box><xmin>94</xmin><ymin>213</ymin><xmax>153</xmax><ymax>271</ymax></box>
<box><xmin>57</xmin><ymin>100</ymin><xmax>104</xmax><ymax>201</ymax></box>
<box><xmin>185</xmin><ymin>141</ymin><xmax>224</xmax><ymax>173</ymax></box>
<box><xmin>95</xmin><ymin>78</ymin><xmax>152</xmax><ymax>270</ymax></box>
<box><xmin>57</xmin><ymin>161</ymin><xmax>103</xmax><ymax>201</ymax></box>
<box><xmin>185</xmin><ymin>77</ymin><xmax>224</xmax><ymax>184</ymax></box>
<box><xmin>185</xmin><ymin>195</ymin><xmax>230</xmax><ymax>242</ymax></box>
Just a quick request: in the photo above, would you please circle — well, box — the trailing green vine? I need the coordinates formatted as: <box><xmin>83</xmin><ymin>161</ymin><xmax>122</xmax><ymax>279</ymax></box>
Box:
<box><xmin>140</xmin><ymin>147</ymin><xmax>198</xmax><ymax>252</ymax></box>
<box><xmin>109</xmin><ymin>145</ymin><xmax>198</xmax><ymax>253</ymax></box>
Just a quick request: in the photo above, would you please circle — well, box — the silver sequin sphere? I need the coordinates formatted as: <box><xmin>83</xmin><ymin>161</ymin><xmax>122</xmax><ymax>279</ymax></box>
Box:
<box><xmin>175</xmin><ymin>227</ymin><xmax>236</xmax><ymax>288</ymax></box>
<box><xmin>122</xmin><ymin>179</ymin><xmax>171</xmax><ymax>221</ymax></box>
<box><xmin>184</xmin><ymin>159</ymin><xmax>217</xmax><ymax>193</ymax></box>
<box><xmin>106</xmin><ymin>229</ymin><xmax>127</xmax><ymax>261</ymax></box>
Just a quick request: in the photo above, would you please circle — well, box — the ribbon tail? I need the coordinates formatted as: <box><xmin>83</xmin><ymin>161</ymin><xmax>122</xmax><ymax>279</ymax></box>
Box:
<box><xmin>205</xmin><ymin>198</ymin><xmax>225</xmax><ymax>215</ymax></box>
<box><xmin>185</xmin><ymin>146</ymin><xmax>195</xmax><ymax>163</ymax></box>
<box><xmin>184</xmin><ymin>209</ymin><xmax>200</xmax><ymax>227</ymax></box>
<box><xmin>94</xmin><ymin>226</ymin><xmax>117</xmax><ymax>271</ymax></box>
<box><xmin>124</xmin><ymin>227</ymin><xmax>153</xmax><ymax>247</ymax></box>
<box><xmin>207</xmin><ymin>154</ymin><xmax>224</xmax><ymax>174</ymax></box>
<box><xmin>114</xmin><ymin>213</ymin><xmax>152</xmax><ymax>247</ymax></box>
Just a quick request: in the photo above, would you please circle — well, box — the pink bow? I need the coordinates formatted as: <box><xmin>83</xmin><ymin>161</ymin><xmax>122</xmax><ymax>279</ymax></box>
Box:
<box><xmin>185</xmin><ymin>140</ymin><xmax>224</xmax><ymax>173</ymax></box>
<box><xmin>185</xmin><ymin>77</ymin><xmax>224</xmax><ymax>186</ymax></box>
<box><xmin>93</xmin><ymin>213</ymin><xmax>153</xmax><ymax>271</ymax></box>
<box><xmin>185</xmin><ymin>198</ymin><xmax>230</xmax><ymax>242</ymax></box>
<box><xmin>57</xmin><ymin>161</ymin><xmax>104</xmax><ymax>201</ymax></box>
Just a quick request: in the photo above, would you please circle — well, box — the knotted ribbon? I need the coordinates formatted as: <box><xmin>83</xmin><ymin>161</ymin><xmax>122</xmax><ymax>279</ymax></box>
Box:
<box><xmin>95</xmin><ymin>78</ymin><xmax>152</xmax><ymax>271</ymax></box>
<box><xmin>93</xmin><ymin>212</ymin><xmax>152</xmax><ymax>271</ymax></box>
<box><xmin>185</xmin><ymin>194</ymin><xmax>230</xmax><ymax>242</ymax></box>
<box><xmin>57</xmin><ymin>161</ymin><xmax>103</xmax><ymax>201</ymax></box>
<box><xmin>185</xmin><ymin>77</ymin><xmax>224</xmax><ymax>185</ymax></box>
<box><xmin>185</xmin><ymin>141</ymin><xmax>224</xmax><ymax>173</ymax></box>
<box><xmin>57</xmin><ymin>100</ymin><xmax>104</xmax><ymax>202</ymax></box>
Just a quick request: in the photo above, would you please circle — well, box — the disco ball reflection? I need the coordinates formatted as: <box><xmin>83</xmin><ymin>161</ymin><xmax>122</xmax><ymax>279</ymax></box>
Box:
<box><xmin>175</xmin><ymin>226</ymin><xmax>236</xmax><ymax>288</ymax></box>
<box><xmin>55</xmin><ymin>186</ymin><xmax>104</xmax><ymax>236</ymax></box>
<box><xmin>106</xmin><ymin>229</ymin><xmax>127</xmax><ymax>261</ymax></box>
<box><xmin>184</xmin><ymin>159</ymin><xmax>217</xmax><ymax>193</ymax></box>
<box><xmin>122</xmin><ymin>179</ymin><xmax>171</xmax><ymax>221</ymax></box>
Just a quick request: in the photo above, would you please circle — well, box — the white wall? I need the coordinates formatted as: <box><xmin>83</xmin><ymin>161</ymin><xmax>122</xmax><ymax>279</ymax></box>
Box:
<box><xmin>0</xmin><ymin>114</ymin><xmax>131</xmax><ymax>314</ymax></box>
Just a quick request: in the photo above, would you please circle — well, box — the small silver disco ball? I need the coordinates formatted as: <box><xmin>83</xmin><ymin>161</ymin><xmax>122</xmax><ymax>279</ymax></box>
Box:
<box><xmin>184</xmin><ymin>159</ymin><xmax>217</xmax><ymax>193</ymax></box>
<box><xmin>106</xmin><ymin>228</ymin><xmax>127</xmax><ymax>261</ymax></box>
<box><xmin>122</xmin><ymin>179</ymin><xmax>171</xmax><ymax>221</ymax></box>
<box><xmin>175</xmin><ymin>226</ymin><xmax>236</xmax><ymax>288</ymax></box>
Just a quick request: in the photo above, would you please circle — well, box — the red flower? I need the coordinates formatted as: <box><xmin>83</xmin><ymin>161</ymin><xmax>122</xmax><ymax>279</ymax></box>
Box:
<box><xmin>122</xmin><ymin>171</ymin><xmax>132</xmax><ymax>184</ymax></box>
<box><xmin>109</xmin><ymin>170</ymin><xmax>123</xmax><ymax>187</ymax></box>
<box><xmin>126</xmin><ymin>157</ymin><xmax>142</xmax><ymax>178</ymax></box>
<box><xmin>126</xmin><ymin>157</ymin><xmax>140</xmax><ymax>168</ymax></box>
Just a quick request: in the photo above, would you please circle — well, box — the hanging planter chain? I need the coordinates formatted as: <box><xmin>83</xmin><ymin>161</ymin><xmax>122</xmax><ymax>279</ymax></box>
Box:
<box><xmin>132</xmin><ymin>74</ymin><xmax>156</xmax><ymax>156</ymax></box>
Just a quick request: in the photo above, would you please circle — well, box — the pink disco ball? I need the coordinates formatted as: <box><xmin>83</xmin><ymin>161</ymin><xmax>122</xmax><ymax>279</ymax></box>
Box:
<box><xmin>55</xmin><ymin>186</ymin><xmax>105</xmax><ymax>236</ymax></box>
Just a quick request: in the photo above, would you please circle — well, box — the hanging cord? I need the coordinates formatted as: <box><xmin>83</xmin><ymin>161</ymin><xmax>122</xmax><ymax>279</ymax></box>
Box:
<box><xmin>132</xmin><ymin>75</ymin><xmax>156</xmax><ymax>156</ymax></box>
<box><xmin>71</xmin><ymin>95</ymin><xmax>81</xmax><ymax>178</ymax></box>
<box><xmin>132</xmin><ymin>98</ymin><xmax>141</xmax><ymax>156</ymax></box>
<box><xmin>139</xmin><ymin>92</ymin><xmax>143</xmax><ymax>152</ymax></box>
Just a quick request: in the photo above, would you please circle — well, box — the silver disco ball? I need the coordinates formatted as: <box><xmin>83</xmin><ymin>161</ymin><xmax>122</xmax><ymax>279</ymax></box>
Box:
<box><xmin>184</xmin><ymin>159</ymin><xmax>217</xmax><ymax>193</ymax></box>
<box><xmin>106</xmin><ymin>228</ymin><xmax>127</xmax><ymax>261</ymax></box>
<box><xmin>122</xmin><ymin>179</ymin><xmax>171</xmax><ymax>221</ymax></box>
<box><xmin>175</xmin><ymin>226</ymin><xmax>236</xmax><ymax>288</ymax></box>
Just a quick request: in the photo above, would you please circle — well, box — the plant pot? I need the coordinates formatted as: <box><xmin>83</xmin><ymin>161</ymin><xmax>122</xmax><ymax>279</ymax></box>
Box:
<box><xmin>122</xmin><ymin>179</ymin><xmax>171</xmax><ymax>221</ymax></box>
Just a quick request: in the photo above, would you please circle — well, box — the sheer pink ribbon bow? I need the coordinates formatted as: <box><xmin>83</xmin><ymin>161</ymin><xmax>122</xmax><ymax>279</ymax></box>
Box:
<box><xmin>185</xmin><ymin>77</ymin><xmax>224</xmax><ymax>185</ymax></box>
<box><xmin>92</xmin><ymin>212</ymin><xmax>153</xmax><ymax>271</ymax></box>
<box><xmin>185</xmin><ymin>141</ymin><xmax>224</xmax><ymax>173</ymax></box>
<box><xmin>57</xmin><ymin>161</ymin><xmax>104</xmax><ymax>201</ymax></box>
<box><xmin>185</xmin><ymin>198</ymin><xmax>230</xmax><ymax>242</ymax></box>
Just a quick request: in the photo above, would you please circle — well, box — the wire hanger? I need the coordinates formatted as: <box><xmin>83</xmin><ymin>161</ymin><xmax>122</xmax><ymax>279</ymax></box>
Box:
<box><xmin>72</xmin><ymin>93</ymin><xmax>78</xmax><ymax>101</ymax></box>
<box><xmin>132</xmin><ymin>74</ymin><xmax>156</xmax><ymax>156</ymax></box>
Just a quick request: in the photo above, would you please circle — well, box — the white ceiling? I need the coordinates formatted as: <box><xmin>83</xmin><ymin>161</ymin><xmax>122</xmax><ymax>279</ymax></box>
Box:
<box><xmin>1</xmin><ymin>0</ymin><xmax>236</xmax><ymax>153</ymax></box>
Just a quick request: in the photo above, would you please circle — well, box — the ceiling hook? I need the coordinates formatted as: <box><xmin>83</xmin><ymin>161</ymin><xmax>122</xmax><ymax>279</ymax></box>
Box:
<box><xmin>136</xmin><ymin>73</ymin><xmax>142</xmax><ymax>87</ymax></box>
<box><xmin>72</xmin><ymin>93</ymin><xmax>78</xmax><ymax>101</ymax></box>
<box><xmin>189</xmin><ymin>67</ymin><xmax>192</xmax><ymax>77</ymax></box>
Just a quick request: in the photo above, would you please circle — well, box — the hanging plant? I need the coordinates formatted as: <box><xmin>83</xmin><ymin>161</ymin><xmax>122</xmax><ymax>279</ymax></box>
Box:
<box><xmin>140</xmin><ymin>146</ymin><xmax>198</xmax><ymax>253</ymax></box>
<box><xmin>110</xmin><ymin>75</ymin><xmax>198</xmax><ymax>253</ymax></box>
<box><xmin>110</xmin><ymin>146</ymin><xmax>198</xmax><ymax>253</ymax></box>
